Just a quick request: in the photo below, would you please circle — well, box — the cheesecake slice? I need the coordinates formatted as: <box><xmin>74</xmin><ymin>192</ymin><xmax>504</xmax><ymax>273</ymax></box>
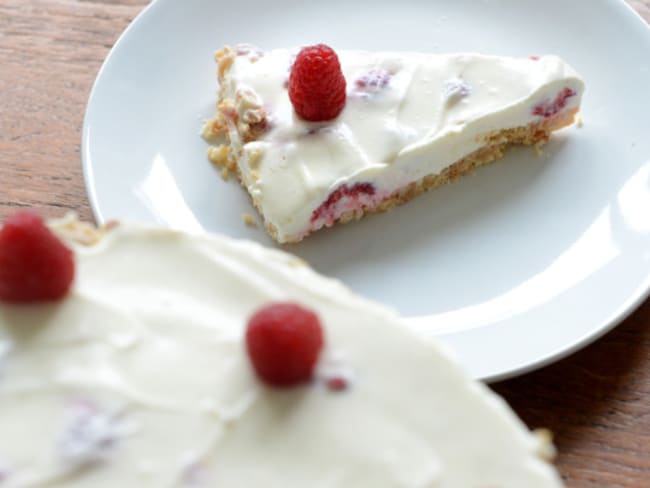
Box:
<box><xmin>0</xmin><ymin>215</ymin><xmax>562</xmax><ymax>487</ymax></box>
<box><xmin>203</xmin><ymin>45</ymin><xmax>584</xmax><ymax>243</ymax></box>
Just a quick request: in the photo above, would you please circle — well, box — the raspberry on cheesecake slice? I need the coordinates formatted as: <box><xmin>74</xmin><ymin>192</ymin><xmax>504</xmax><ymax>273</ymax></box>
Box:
<box><xmin>203</xmin><ymin>44</ymin><xmax>584</xmax><ymax>243</ymax></box>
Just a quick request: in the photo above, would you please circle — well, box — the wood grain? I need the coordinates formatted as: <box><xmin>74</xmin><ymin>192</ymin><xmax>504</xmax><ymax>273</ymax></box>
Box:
<box><xmin>0</xmin><ymin>0</ymin><xmax>138</xmax><ymax>222</ymax></box>
<box><xmin>629</xmin><ymin>0</ymin><xmax>650</xmax><ymax>19</ymax></box>
<box><xmin>1</xmin><ymin>1</ymin><xmax>649</xmax><ymax>486</ymax></box>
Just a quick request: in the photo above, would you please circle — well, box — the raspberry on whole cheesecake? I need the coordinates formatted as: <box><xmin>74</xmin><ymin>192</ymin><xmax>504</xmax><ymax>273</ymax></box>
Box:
<box><xmin>0</xmin><ymin>211</ymin><xmax>75</xmax><ymax>303</ymax></box>
<box><xmin>288</xmin><ymin>44</ymin><xmax>347</xmax><ymax>122</ymax></box>
<box><xmin>245</xmin><ymin>302</ymin><xmax>324</xmax><ymax>387</ymax></box>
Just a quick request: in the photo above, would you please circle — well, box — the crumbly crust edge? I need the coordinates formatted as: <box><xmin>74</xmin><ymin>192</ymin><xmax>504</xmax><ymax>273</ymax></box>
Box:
<box><xmin>48</xmin><ymin>214</ymin><xmax>118</xmax><ymax>247</ymax></box>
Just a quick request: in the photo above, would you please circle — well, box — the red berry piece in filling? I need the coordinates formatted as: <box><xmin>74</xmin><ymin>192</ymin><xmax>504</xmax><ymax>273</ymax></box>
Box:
<box><xmin>355</xmin><ymin>68</ymin><xmax>392</xmax><ymax>91</ymax></box>
<box><xmin>533</xmin><ymin>87</ymin><xmax>577</xmax><ymax>118</ymax></box>
<box><xmin>0</xmin><ymin>211</ymin><xmax>75</xmax><ymax>303</ymax></box>
<box><xmin>246</xmin><ymin>302</ymin><xmax>324</xmax><ymax>387</ymax></box>
<box><xmin>310</xmin><ymin>182</ymin><xmax>376</xmax><ymax>224</ymax></box>
<box><xmin>326</xmin><ymin>376</ymin><xmax>348</xmax><ymax>392</ymax></box>
<box><xmin>289</xmin><ymin>44</ymin><xmax>347</xmax><ymax>122</ymax></box>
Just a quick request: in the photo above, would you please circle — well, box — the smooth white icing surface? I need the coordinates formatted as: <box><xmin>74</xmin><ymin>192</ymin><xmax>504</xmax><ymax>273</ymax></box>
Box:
<box><xmin>220</xmin><ymin>48</ymin><xmax>584</xmax><ymax>242</ymax></box>
<box><xmin>0</xmin><ymin>220</ymin><xmax>562</xmax><ymax>487</ymax></box>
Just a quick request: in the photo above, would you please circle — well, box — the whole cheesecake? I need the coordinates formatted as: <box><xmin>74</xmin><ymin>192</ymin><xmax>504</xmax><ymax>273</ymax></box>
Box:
<box><xmin>0</xmin><ymin>216</ymin><xmax>562</xmax><ymax>487</ymax></box>
<box><xmin>203</xmin><ymin>45</ymin><xmax>584</xmax><ymax>243</ymax></box>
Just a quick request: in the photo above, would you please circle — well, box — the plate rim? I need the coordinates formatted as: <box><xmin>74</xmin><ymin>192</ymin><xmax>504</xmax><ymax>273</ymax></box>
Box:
<box><xmin>474</xmin><ymin>281</ymin><xmax>650</xmax><ymax>382</ymax></box>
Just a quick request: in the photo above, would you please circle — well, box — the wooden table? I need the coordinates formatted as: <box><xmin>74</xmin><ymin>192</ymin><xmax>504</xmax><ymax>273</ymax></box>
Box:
<box><xmin>1</xmin><ymin>1</ymin><xmax>649</xmax><ymax>486</ymax></box>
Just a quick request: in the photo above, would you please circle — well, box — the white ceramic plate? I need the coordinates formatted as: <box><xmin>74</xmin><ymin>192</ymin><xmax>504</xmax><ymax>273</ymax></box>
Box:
<box><xmin>82</xmin><ymin>0</ymin><xmax>650</xmax><ymax>381</ymax></box>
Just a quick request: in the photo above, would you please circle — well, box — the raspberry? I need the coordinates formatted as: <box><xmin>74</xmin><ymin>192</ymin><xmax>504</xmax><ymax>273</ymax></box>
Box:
<box><xmin>0</xmin><ymin>211</ymin><xmax>75</xmax><ymax>303</ymax></box>
<box><xmin>288</xmin><ymin>44</ymin><xmax>347</xmax><ymax>122</ymax></box>
<box><xmin>246</xmin><ymin>302</ymin><xmax>324</xmax><ymax>387</ymax></box>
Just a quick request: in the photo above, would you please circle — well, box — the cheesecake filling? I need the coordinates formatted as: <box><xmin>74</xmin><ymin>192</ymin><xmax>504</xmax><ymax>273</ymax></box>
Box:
<box><xmin>0</xmin><ymin>219</ymin><xmax>563</xmax><ymax>487</ymax></box>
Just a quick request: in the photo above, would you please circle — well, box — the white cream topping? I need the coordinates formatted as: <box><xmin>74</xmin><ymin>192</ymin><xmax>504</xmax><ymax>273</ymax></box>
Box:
<box><xmin>220</xmin><ymin>48</ymin><xmax>584</xmax><ymax>242</ymax></box>
<box><xmin>0</xmin><ymin>220</ymin><xmax>562</xmax><ymax>487</ymax></box>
